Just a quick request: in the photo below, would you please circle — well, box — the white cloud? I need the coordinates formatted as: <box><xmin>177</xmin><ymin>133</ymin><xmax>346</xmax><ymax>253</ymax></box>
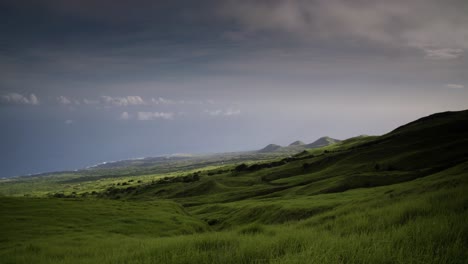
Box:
<box><xmin>100</xmin><ymin>96</ymin><xmax>145</xmax><ymax>106</ymax></box>
<box><xmin>121</xmin><ymin>111</ymin><xmax>174</xmax><ymax>120</ymax></box>
<box><xmin>205</xmin><ymin>109</ymin><xmax>241</xmax><ymax>116</ymax></box>
<box><xmin>150</xmin><ymin>97</ymin><xmax>208</xmax><ymax>105</ymax></box>
<box><xmin>225</xmin><ymin>109</ymin><xmax>241</xmax><ymax>116</ymax></box>
<box><xmin>445</xmin><ymin>84</ymin><xmax>465</xmax><ymax>89</ymax></box>
<box><xmin>1</xmin><ymin>93</ymin><xmax>39</xmax><ymax>105</ymax></box>
<box><xmin>422</xmin><ymin>48</ymin><xmax>464</xmax><ymax>60</ymax></box>
<box><xmin>120</xmin><ymin>111</ymin><xmax>131</xmax><ymax>120</ymax></box>
<box><xmin>29</xmin><ymin>94</ymin><xmax>39</xmax><ymax>105</ymax></box>
<box><xmin>64</xmin><ymin>119</ymin><xmax>74</xmax><ymax>125</ymax></box>
<box><xmin>83</xmin><ymin>98</ymin><xmax>99</xmax><ymax>105</ymax></box>
<box><xmin>137</xmin><ymin>111</ymin><xmax>174</xmax><ymax>120</ymax></box>
<box><xmin>126</xmin><ymin>96</ymin><xmax>145</xmax><ymax>105</ymax></box>
<box><xmin>57</xmin><ymin>96</ymin><xmax>72</xmax><ymax>105</ymax></box>
<box><xmin>151</xmin><ymin>97</ymin><xmax>175</xmax><ymax>105</ymax></box>
<box><xmin>1</xmin><ymin>93</ymin><xmax>217</xmax><ymax>108</ymax></box>
<box><xmin>205</xmin><ymin>109</ymin><xmax>223</xmax><ymax>116</ymax></box>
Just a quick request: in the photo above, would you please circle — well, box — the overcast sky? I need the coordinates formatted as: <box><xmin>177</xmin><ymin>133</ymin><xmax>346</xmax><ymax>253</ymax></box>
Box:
<box><xmin>1</xmin><ymin>0</ymin><xmax>467</xmax><ymax>177</ymax></box>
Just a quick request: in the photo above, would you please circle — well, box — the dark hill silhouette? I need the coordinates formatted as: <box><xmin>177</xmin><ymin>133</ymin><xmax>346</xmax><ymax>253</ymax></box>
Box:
<box><xmin>258</xmin><ymin>144</ymin><xmax>282</xmax><ymax>153</ymax></box>
<box><xmin>289</xmin><ymin>141</ymin><xmax>305</xmax><ymax>146</ymax></box>
<box><xmin>305</xmin><ymin>137</ymin><xmax>341</xmax><ymax>148</ymax></box>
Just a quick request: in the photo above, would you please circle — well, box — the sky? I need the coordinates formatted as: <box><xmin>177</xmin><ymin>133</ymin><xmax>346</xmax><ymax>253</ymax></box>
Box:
<box><xmin>1</xmin><ymin>0</ymin><xmax>467</xmax><ymax>177</ymax></box>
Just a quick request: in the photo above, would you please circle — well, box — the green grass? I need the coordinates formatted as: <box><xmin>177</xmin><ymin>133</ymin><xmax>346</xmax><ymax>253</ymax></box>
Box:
<box><xmin>1</xmin><ymin>162</ymin><xmax>466</xmax><ymax>264</ymax></box>
<box><xmin>0</xmin><ymin>165</ymin><xmax>226</xmax><ymax>197</ymax></box>
<box><xmin>1</xmin><ymin>109</ymin><xmax>467</xmax><ymax>263</ymax></box>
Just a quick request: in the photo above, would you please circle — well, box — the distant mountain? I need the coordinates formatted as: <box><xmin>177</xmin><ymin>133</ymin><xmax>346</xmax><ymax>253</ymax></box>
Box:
<box><xmin>258</xmin><ymin>137</ymin><xmax>340</xmax><ymax>153</ymax></box>
<box><xmin>2</xmin><ymin>108</ymin><xmax>467</xmax><ymax>264</ymax></box>
<box><xmin>258</xmin><ymin>144</ymin><xmax>282</xmax><ymax>153</ymax></box>
<box><xmin>305</xmin><ymin>137</ymin><xmax>341</xmax><ymax>148</ymax></box>
<box><xmin>107</xmin><ymin>109</ymin><xmax>468</xmax><ymax>204</ymax></box>
<box><xmin>15</xmin><ymin>135</ymin><xmax>342</xmax><ymax>177</ymax></box>
<box><xmin>289</xmin><ymin>141</ymin><xmax>305</xmax><ymax>146</ymax></box>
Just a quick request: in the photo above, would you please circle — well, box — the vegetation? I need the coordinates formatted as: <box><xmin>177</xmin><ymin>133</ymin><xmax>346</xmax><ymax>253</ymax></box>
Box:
<box><xmin>1</xmin><ymin>110</ymin><xmax>467</xmax><ymax>263</ymax></box>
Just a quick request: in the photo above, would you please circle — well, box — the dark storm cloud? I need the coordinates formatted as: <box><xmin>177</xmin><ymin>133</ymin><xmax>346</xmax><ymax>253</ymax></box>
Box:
<box><xmin>2</xmin><ymin>0</ymin><xmax>466</xmax><ymax>98</ymax></box>
<box><xmin>0</xmin><ymin>0</ymin><xmax>224</xmax><ymax>73</ymax></box>
<box><xmin>0</xmin><ymin>0</ymin><xmax>232</xmax><ymax>97</ymax></box>
<box><xmin>218</xmin><ymin>0</ymin><xmax>468</xmax><ymax>58</ymax></box>
<box><xmin>1</xmin><ymin>0</ymin><xmax>210</xmax><ymax>21</ymax></box>
<box><xmin>0</xmin><ymin>0</ymin><xmax>467</xmax><ymax>177</ymax></box>
<box><xmin>2</xmin><ymin>0</ymin><xmax>467</xmax><ymax>54</ymax></box>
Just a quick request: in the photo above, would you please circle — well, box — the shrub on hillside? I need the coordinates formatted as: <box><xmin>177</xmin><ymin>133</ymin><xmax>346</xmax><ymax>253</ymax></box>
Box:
<box><xmin>235</xmin><ymin>163</ymin><xmax>248</xmax><ymax>172</ymax></box>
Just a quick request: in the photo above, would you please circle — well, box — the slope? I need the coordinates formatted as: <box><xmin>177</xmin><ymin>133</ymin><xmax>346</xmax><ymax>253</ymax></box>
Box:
<box><xmin>105</xmin><ymin>110</ymin><xmax>468</xmax><ymax>212</ymax></box>
<box><xmin>1</xmin><ymin>110</ymin><xmax>467</xmax><ymax>263</ymax></box>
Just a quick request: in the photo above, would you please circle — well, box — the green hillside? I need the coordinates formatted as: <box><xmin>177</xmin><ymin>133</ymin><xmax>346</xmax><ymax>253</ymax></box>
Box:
<box><xmin>1</xmin><ymin>110</ymin><xmax>467</xmax><ymax>263</ymax></box>
<box><xmin>305</xmin><ymin>136</ymin><xmax>341</xmax><ymax>148</ymax></box>
<box><xmin>289</xmin><ymin>141</ymin><xmax>305</xmax><ymax>146</ymax></box>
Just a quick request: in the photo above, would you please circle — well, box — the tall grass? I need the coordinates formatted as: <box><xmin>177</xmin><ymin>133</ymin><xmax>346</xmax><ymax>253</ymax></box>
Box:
<box><xmin>1</xmin><ymin>165</ymin><xmax>466</xmax><ymax>264</ymax></box>
<box><xmin>2</xmin><ymin>110</ymin><xmax>467</xmax><ymax>263</ymax></box>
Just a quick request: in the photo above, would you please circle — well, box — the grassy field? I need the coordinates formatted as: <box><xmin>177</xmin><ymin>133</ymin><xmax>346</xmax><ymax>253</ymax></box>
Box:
<box><xmin>0</xmin><ymin>150</ymin><xmax>296</xmax><ymax>197</ymax></box>
<box><xmin>1</xmin><ymin>110</ymin><xmax>467</xmax><ymax>263</ymax></box>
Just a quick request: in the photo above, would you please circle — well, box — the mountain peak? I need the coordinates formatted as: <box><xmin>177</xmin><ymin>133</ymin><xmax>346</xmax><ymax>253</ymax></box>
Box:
<box><xmin>306</xmin><ymin>136</ymin><xmax>341</xmax><ymax>149</ymax></box>
<box><xmin>289</xmin><ymin>140</ymin><xmax>305</xmax><ymax>146</ymax></box>
<box><xmin>258</xmin><ymin>144</ymin><xmax>282</xmax><ymax>153</ymax></box>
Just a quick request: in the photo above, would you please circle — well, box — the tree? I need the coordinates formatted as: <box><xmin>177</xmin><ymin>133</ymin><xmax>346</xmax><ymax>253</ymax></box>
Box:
<box><xmin>235</xmin><ymin>163</ymin><xmax>248</xmax><ymax>172</ymax></box>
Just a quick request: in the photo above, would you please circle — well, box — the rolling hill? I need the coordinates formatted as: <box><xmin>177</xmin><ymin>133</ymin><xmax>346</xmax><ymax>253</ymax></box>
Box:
<box><xmin>305</xmin><ymin>136</ymin><xmax>341</xmax><ymax>148</ymax></box>
<box><xmin>0</xmin><ymin>110</ymin><xmax>467</xmax><ymax>264</ymax></box>
<box><xmin>289</xmin><ymin>140</ymin><xmax>305</xmax><ymax>146</ymax></box>
<box><xmin>94</xmin><ymin>110</ymin><xmax>467</xmax><ymax>205</ymax></box>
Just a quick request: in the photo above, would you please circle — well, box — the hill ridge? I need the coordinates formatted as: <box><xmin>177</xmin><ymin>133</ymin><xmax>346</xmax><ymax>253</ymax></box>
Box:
<box><xmin>289</xmin><ymin>140</ymin><xmax>305</xmax><ymax>146</ymax></box>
